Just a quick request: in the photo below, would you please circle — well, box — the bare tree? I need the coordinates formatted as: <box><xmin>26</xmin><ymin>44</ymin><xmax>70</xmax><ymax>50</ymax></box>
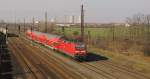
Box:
<box><xmin>145</xmin><ymin>15</ymin><xmax>150</xmax><ymax>25</ymax></box>
<box><xmin>133</xmin><ymin>13</ymin><xmax>144</xmax><ymax>25</ymax></box>
<box><xmin>126</xmin><ymin>17</ymin><xmax>132</xmax><ymax>25</ymax></box>
<box><xmin>126</xmin><ymin>13</ymin><xmax>145</xmax><ymax>25</ymax></box>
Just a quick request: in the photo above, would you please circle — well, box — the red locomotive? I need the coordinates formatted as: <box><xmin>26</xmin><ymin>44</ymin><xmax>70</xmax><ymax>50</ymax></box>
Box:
<box><xmin>25</xmin><ymin>30</ymin><xmax>87</xmax><ymax>60</ymax></box>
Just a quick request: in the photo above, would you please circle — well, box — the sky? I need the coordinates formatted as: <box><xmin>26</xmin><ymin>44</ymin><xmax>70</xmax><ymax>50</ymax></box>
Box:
<box><xmin>0</xmin><ymin>0</ymin><xmax>150</xmax><ymax>23</ymax></box>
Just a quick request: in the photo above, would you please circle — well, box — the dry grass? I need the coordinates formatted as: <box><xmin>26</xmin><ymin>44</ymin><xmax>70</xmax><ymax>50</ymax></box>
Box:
<box><xmin>89</xmin><ymin>47</ymin><xmax>150</xmax><ymax>74</ymax></box>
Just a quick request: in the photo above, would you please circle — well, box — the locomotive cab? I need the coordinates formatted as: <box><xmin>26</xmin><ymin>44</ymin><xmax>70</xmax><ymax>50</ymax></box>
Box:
<box><xmin>74</xmin><ymin>42</ymin><xmax>87</xmax><ymax>60</ymax></box>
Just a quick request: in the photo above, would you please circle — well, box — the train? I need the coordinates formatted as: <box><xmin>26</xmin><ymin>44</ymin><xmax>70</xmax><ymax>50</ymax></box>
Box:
<box><xmin>25</xmin><ymin>30</ymin><xmax>87</xmax><ymax>60</ymax></box>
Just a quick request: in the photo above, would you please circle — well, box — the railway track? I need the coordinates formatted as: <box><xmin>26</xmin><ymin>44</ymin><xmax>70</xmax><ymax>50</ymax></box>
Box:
<box><xmin>104</xmin><ymin>61</ymin><xmax>150</xmax><ymax>77</ymax></box>
<box><xmin>9</xmin><ymin>38</ymin><xmax>47</xmax><ymax>79</ymax></box>
<box><xmin>82</xmin><ymin>62</ymin><xmax>149</xmax><ymax>79</ymax></box>
<box><xmin>8</xmin><ymin>37</ymin><xmax>150</xmax><ymax>79</ymax></box>
<box><xmin>93</xmin><ymin>61</ymin><xmax>150</xmax><ymax>79</ymax></box>
<box><xmin>9</xmin><ymin>41</ymin><xmax>38</xmax><ymax>79</ymax></box>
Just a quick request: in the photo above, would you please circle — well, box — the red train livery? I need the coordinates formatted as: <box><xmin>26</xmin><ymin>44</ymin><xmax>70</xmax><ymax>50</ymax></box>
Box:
<box><xmin>25</xmin><ymin>30</ymin><xmax>87</xmax><ymax>60</ymax></box>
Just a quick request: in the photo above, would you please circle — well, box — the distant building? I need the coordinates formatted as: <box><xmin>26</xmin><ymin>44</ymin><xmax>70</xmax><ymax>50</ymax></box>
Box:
<box><xmin>56</xmin><ymin>24</ymin><xmax>70</xmax><ymax>27</ymax></box>
<box><xmin>50</xmin><ymin>18</ymin><xmax>56</xmax><ymax>23</ymax></box>
<box><xmin>69</xmin><ymin>15</ymin><xmax>75</xmax><ymax>24</ymax></box>
<box><xmin>77</xmin><ymin>16</ymin><xmax>81</xmax><ymax>23</ymax></box>
<box><xmin>125</xmin><ymin>23</ymin><xmax>131</xmax><ymax>27</ymax></box>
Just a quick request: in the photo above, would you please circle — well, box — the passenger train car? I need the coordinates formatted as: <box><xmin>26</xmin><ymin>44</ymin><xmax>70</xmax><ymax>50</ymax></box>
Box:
<box><xmin>25</xmin><ymin>30</ymin><xmax>87</xmax><ymax>60</ymax></box>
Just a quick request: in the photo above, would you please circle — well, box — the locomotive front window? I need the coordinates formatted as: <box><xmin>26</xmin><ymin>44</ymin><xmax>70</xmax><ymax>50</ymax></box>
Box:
<box><xmin>75</xmin><ymin>43</ymin><xmax>85</xmax><ymax>49</ymax></box>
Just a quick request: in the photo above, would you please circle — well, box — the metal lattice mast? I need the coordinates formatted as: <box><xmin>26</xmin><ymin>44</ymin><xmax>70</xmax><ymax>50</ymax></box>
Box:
<box><xmin>81</xmin><ymin>4</ymin><xmax>84</xmax><ymax>42</ymax></box>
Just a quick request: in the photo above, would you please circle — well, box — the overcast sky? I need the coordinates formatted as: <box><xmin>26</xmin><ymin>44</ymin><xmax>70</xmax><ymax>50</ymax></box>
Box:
<box><xmin>0</xmin><ymin>0</ymin><xmax>150</xmax><ymax>23</ymax></box>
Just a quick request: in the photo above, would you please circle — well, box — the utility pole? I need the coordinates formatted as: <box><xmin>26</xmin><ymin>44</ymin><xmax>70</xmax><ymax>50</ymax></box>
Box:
<box><xmin>63</xmin><ymin>15</ymin><xmax>67</xmax><ymax>36</ymax></box>
<box><xmin>5</xmin><ymin>24</ymin><xmax>8</xmax><ymax>44</ymax></box>
<box><xmin>38</xmin><ymin>21</ymin><xmax>40</xmax><ymax>31</ymax></box>
<box><xmin>32</xmin><ymin>17</ymin><xmax>35</xmax><ymax>31</ymax></box>
<box><xmin>30</xmin><ymin>18</ymin><xmax>34</xmax><ymax>45</ymax></box>
<box><xmin>15</xmin><ymin>20</ymin><xmax>16</xmax><ymax>34</ymax></box>
<box><xmin>14</xmin><ymin>15</ymin><xmax>17</xmax><ymax>34</ymax></box>
<box><xmin>81</xmin><ymin>4</ymin><xmax>84</xmax><ymax>42</ymax></box>
<box><xmin>80</xmin><ymin>4</ymin><xmax>87</xmax><ymax>55</ymax></box>
<box><xmin>45</xmin><ymin>12</ymin><xmax>48</xmax><ymax>33</ymax></box>
<box><xmin>18</xmin><ymin>25</ymin><xmax>21</xmax><ymax>35</ymax></box>
<box><xmin>24</xmin><ymin>18</ymin><xmax>26</xmax><ymax>33</ymax></box>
